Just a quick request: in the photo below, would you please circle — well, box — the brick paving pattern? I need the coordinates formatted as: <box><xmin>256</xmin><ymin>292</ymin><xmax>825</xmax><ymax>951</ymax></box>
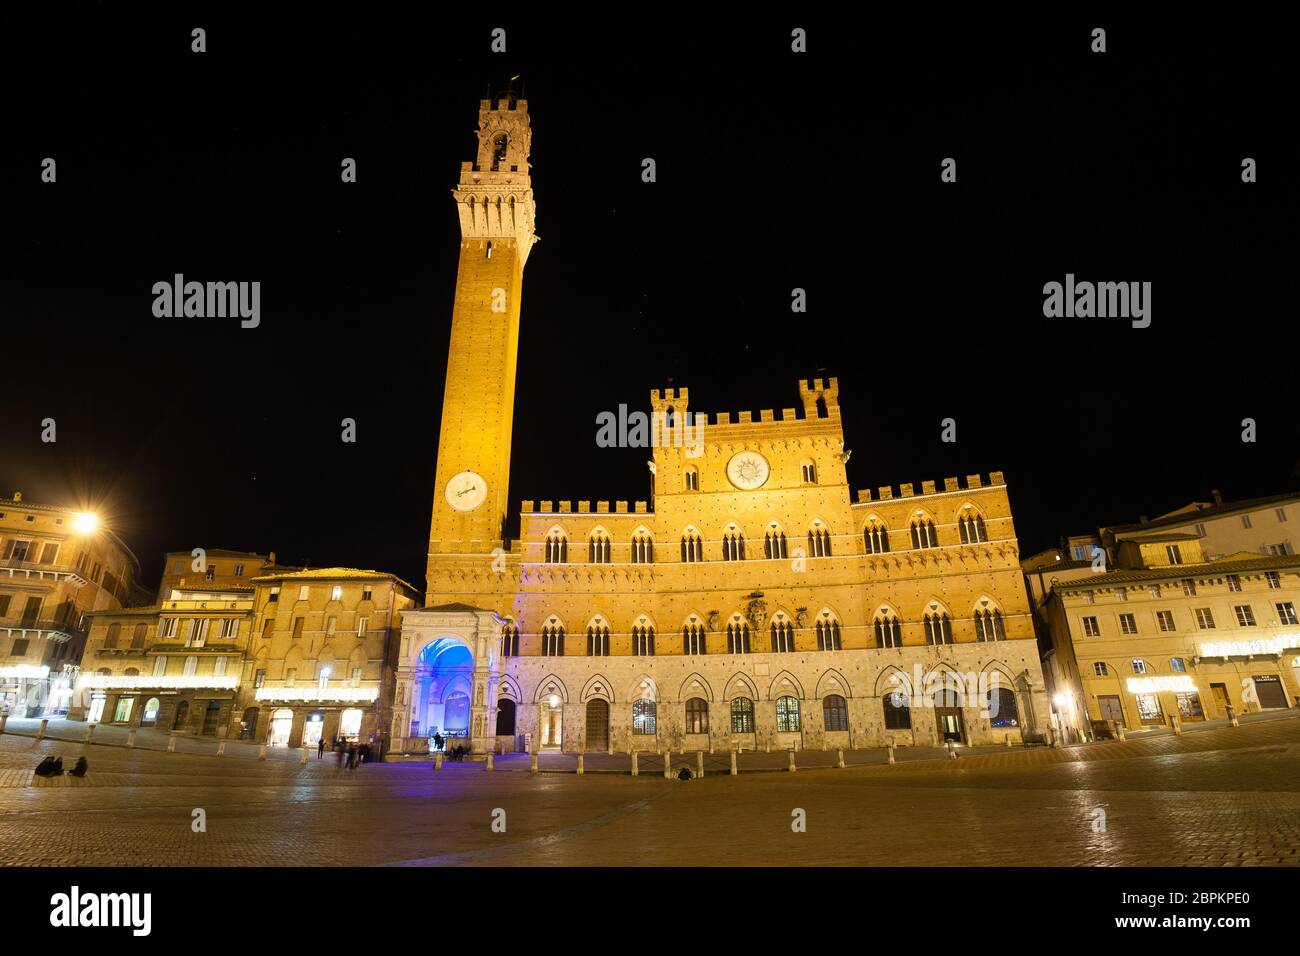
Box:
<box><xmin>0</xmin><ymin>714</ymin><xmax>1297</xmax><ymax>866</ymax></box>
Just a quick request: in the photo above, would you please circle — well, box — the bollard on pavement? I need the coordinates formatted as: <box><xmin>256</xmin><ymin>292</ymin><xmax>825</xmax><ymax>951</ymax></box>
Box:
<box><xmin>258</xmin><ymin>742</ymin><xmax>268</xmax><ymax>760</ymax></box>
<box><xmin>85</xmin><ymin>723</ymin><xmax>96</xmax><ymax>744</ymax></box>
<box><xmin>36</xmin><ymin>718</ymin><xmax>49</xmax><ymax>741</ymax></box>
<box><xmin>126</xmin><ymin>729</ymin><xmax>137</xmax><ymax>749</ymax></box>
<box><xmin>1172</xmin><ymin>715</ymin><xmax>1183</xmax><ymax>736</ymax></box>
<box><xmin>837</xmin><ymin>748</ymin><xmax>845</xmax><ymax>769</ymax></box>
<box><xmin>167</xmin><ymin>731</ymin><xmax>178</xmax><ymax>753</ymax></box>
<box><xmin>1227</xmin><ymin>705</ymin><xmax>1239</xmax><ymax>728</ymax></box>
<box><xmin>529</xmin><ymin>751</ymin><xmax>537</xmax><ymax>774</ymax></box>
<box><xmin>575</xmin><ymin>752</ymin><xmax>583</xmax><ymax>775</ymax></box>
<box><xmin>485</xmin><ymin>751</ymin><xmax>494</xmax><ymax>772</ymax></box>
<box><xmin>730</xmin><ymin>748</ymin><xmax>738</xmax><ymax>776</ymax></box>
<box><xmin>300</xmin><ymin>746</ymin><xmax>309</xmax><ymax>766</ymax></box>
<box><xmin>697</xmin><ymin>751</ymin><xmax>704</xmax><ymax>778</ymax></box>
<box><xmin>788</xmin><ymin>748</ymin><xmax>797</xmax><ymax>772</ymax></box>
<box><xmin>664</xmin><ymin>752</ymin><xmax>673</xmax><ymax>779</ymax></box>
<box><xmin>1116</xmin><ymin>724</ymin><xmax>1127</xmax><ymax>741</ymax></box>
<box><xmin>436</xmin><ymin>752</ymin><xmax>446</xmax><ymax>771</ymax></box>
<box><xmin>947</xmin><ymin>740</ymin><xmax>958</xmax><ymax>759</ymax></box>
<box><xmin>631</xmin><ymin>750</ymin><xmax>639</xmax><ymax>777</ymax></box>
<box><xmin>887</xmin><ymin>741</ymin><xmax>896</xmax><ymax>765</ymax></box>
<box><xmin>216</xmin><ymin>739</ymin><xmax>226</xmax><ymax>756</ymax></box>
<box><xmin>0</xmin><ymin>713</ymin><xmax>8</xmax><ymax>734</ymax></box>
<box><xmin>1006</xmin><ymin>734</ymin><xmax>1013</xmax><ymax>748</ymax></box>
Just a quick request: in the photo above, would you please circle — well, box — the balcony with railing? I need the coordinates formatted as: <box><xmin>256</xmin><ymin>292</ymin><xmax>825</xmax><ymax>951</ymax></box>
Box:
<box><xmin>0</xmin><ymin>620</ymin><xmax>87</xmax><ymax>644</ymax></box>
<box><xmin>0</xmin><ymin>560</ymin><xmax>89</xmax><ymax>587</ymax></box>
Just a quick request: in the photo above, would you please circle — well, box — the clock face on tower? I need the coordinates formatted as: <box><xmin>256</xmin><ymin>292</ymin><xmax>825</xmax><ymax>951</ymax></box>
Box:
<box><xmin>445</xmin><ymin>470</ymin><xmax>488</xmax><ymax>512</ymax></box>
<box><xmin>726</xmin><ymin>451</ymin><xmax>771</xmax><ymax>490</ymax></box>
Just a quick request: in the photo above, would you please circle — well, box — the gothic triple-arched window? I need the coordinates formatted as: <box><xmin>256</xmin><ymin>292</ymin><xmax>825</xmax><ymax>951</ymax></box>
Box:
<box><xmin>924</xmin><ymin>610</ymin><xmax>954</xmax><ymax>645</ymax></box>
<box><xmin>683</xmin><ymin>619</ymin><xmax>707</xmax><ymax>655</ymax></box>
<box><xmin>631</xmin><ymin>529</ymin><xmax>654</xmax><ymax>564</ymax></box>
<box><xmin>500</xmin><ymin>621</ymin><xmax>520</xmax><ymax>657</ymax></box>
<box><xmin>874</xmin><ymin>611</ymin><xmax>902</xmax><ymax>649</ymax></box>
<box><xmin>588</xmin><ymin>529</ymin><xmax>611</xmax><ymax>564</ymax></box>
<box><xmin>631</xmin><ymin>619</ymin><xmax>656</xmax><ymax>656</ymax></box>
<box><xmin>974</xmin><ymin>608</ymin><xmax>1006</xmax><ymax>642</ymax></box>
<box><xmin>770</xmin><ymin>614</ymin><xmax>794</xmax><ymax>653</ymax></box>
<box><xmin>958</xmin><ymin>511</ymin><xmax>988</xmax><ymax>544</ymax></box>
<box><xmin>863</xmin><ymin>520</ymin><xmax>890</xmax><ymax>555</ymax></box>
<box><xmin>545</xmin><ymin>531</ymin><xmax>568</xmax><ymax>564</ymax></box>
<box><xmin>764</xmin><ymin>525</ymin><xmax>788</xmax><ymax>559</ymax></box>
<box><xmin>910</xmin><ymin>517</ymin><xmax>939</xmax><ymax>549</ymax></box>
<box><xmin>541</xmin><ymin>620</ymin><xmax>565</xmax><ymax>656</ymax></box>
<box><xmin>807</xmin><ymin>522</ymin><xmax>832</xmax><ymax>557</ymax></box>
<box><xmin>726</xmin><ymin>618</ymin><xmax>751</xmax><ymax>654</ymax></box>
<box><xmin>816</xmin><ymin>613</ymin><xmax>842</xmax><ymax>651</ymax></box>
<box><xmin>722</xmin><ymin>527</ymin><xmax>745</xmax><ymax>561</ymax></box>
<box><xmin>586</xmin><ymin>620</ymin><xmax>610</xmax><ymax>657</ymax></box>
<box><xmin>681</xmin><ymin>529</ymin><xmax>703</xmax><ymax>563</ymax></box>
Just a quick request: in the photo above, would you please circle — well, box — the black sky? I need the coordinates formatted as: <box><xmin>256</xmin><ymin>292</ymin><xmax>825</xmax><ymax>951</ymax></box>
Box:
<box><xmin>1</xmin><ymin>9</ymin><xmax>1295</xmax><ymax>591</ymax></box>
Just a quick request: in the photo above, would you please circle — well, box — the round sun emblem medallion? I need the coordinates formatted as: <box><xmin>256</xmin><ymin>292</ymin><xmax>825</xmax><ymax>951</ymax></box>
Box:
<box><xmin>726</xmin><ymin>451</ymin><xmax>770</xmax><ymax>490</ymax></box>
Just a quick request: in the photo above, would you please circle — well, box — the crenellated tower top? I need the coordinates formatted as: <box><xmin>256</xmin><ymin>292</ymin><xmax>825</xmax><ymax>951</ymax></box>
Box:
<box><xmin>452</xmin><ymin>93</ymin><xmax>538</xmax><ymax>264</ymax></box>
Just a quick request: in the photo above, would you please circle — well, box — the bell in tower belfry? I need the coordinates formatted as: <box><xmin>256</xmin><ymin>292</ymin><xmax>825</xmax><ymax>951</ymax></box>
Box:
<box><xmin>427</xmin><ymin>91</ymin><xmax>538</xmax><ymax>590</ymax></box>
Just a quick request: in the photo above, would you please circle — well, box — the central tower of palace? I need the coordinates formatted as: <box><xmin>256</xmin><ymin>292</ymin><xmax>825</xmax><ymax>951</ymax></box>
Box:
<box><xmin>426</xmin><ymin>92</ymin><xmax>536</xmax><ymax>594</ymax></box>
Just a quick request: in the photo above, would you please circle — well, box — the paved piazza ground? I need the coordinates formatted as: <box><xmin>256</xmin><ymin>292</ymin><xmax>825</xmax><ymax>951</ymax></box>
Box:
<box><xmin>0</xmin><ymin>715</ymin><xmax>1297</xmax><ymax>866</ymax></box>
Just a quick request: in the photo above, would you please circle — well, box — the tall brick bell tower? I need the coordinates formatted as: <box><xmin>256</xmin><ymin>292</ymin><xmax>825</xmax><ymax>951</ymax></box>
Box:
<box><xmin>426</xmin><ymin>91</ymin><xmax>537</xmax><ymax>600</ymax></box>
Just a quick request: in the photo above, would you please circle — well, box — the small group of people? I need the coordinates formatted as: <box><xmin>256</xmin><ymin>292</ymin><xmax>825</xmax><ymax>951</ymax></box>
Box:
<box><xmin>34</xmin><ymin>756</ymin><xmax>88</xmax><ymax>778</ymax></box>
<box><xmin>320</xmin><ymin>735</ymin><xmax>370</xmax><ymax>769</ymax></box>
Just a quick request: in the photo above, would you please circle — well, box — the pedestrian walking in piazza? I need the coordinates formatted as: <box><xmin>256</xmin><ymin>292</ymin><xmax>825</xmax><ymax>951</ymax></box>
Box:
<box><xmin>317</xmin><ymin>736</ymin><xmax>326</xmax><ymax>759</ymax></box>
<box><xmin>335</xmin><ymin>741</ymin><xmax>346</xmax><ymax>768</ymax></box>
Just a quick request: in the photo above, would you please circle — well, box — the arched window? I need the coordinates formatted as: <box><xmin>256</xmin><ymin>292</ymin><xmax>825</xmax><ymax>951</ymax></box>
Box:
<box><xmin>807</xmin><ymin>522</ymin><xmax>832</xmax><ymax>557</ymax></box>
<box><xmin>541</xmin><ymin>619</ymin><xmax>565</xmax><ymax>656</ymax></box>
<box><xmin>959</xmin><ymin>511</ymin><xmax>989</xmax><ymax>544</ymax></box>
<box><xmin>816</xmin><ymin>613</ymin><xmax>842</xmax><ymax>651</ymax></box>
<box><xmin>775</xmin><ymin>696</ymin><xmax>801</xmax><ymax>733</ymax></box>
<box><xmin>770</xmin><ymin>614</ymin><xmax>794</xmax><ymax>653</ymax></box>
<box><xmin>500</xmin><ymin>621</ymin><xmax>520</xmax><ymax>657</ymax></box>
<box><xmin>823</xmin><ymin>694</ymin><xmax>848</xmax><ymax>731</ymax></box>
<box><xmin>680</xmin><ymin>529</ymin><xmax>703</xmax><ymax>562</ymax></box>
<box><xmin>685</xmin><ymin>697</ymin><xmax>709</xmax><ymax>734</ymax></box>
<box><xmin>496</xmin><ymin>698</ymin><xmax>516</xmax><ymax>735</ymax></box>
<box><xmin>726</xmin><ymin>618</ymin><xmax>751</xmax><ymax>654</ymax></box>
<box><xmin>586</xmin><ymin>620</ymin><xmax>610</xmax><ymax>657</ymax></box>
<box><xmin>801</xmin><ymin>461</ymin><xmax>818</xmax><ymax>484</ymax></box>
<box><xmin>764</xmin><ymin>524</ymin><xmax>788</xmax><ymax>559</ymax></box>
<box><xmin>1170</xmin><ymin>657</ymin><xmax>1187</xmax><ymax>672</ymax></box>
<box><xmin>131</xmin><ymin>623</ymin><xmax>147</xmax><ymax>648</ymax></box>
<box><xmin>632</xmin><ymin>698</ymin><xmax>657</xmax><ymax>735</ymax></box>
<box><xmin>664</xmin><ymin>405</ymin><xmax>676</xmax><ymax>428</ymax></box>
<box><xmin>722</xmin><ymin>526</ymin><xmax>746</xmax><ymax>561</ymax></box>
<box><xmin>863</xmin><ymin>520</ymin><xmax>890</xmax><ymax>554</ymax></box>
<box><xmin>684</xmin><ymin>467</ymin><xmax>699</xmax><ymax>491</ymax></box>
<box><xmin>683</xmin><ymin>620</ymin><xmax>707</xmax><ymax>655</ymax></box>
<box><xmin>883</xmin><ymin>690</ymin><xmax>912</xmax><ymax>729</ymax></box>
<box><xmin>490</xmin><ymin>132</ymin><xmax>508</xmax><ymax>171</ymax></box>
<box><xmin>924</xmin><ymin>611</ymin><xmax>954</xmax><ymax>645</ymax></box>
<box><xmin>1130</xmin><ymin>659</ymin><xmax>1147</xmax><ymax>675</ymax></box>
<box><xmin>730</xmin><ymin>697</ymin><xmax>755</xmax><ymax>733</ymax></box>
<box><xmin>910</xmin><ymin>518</ymin><xmax>939</xmax><ymax>549</ymax></box>
<box><xmin>631</xmin><ymin>529</ymin><xmax>654</xmax><ymax>563</ymax></box>
<box><xmin>588</xmin><ymin>530</ymin><xmax>611</xmax><ymax>564</ymax></box>
<box><xmin>974</xmin><ymin>608</ymin><xmax>1006</xmax><ymax>642</ymax></box>
<box><xmin>544</xmin><ymin>530</ymin><xmax>568</xmax><ymax>564</ymax></box>
<box><xmin>874</xmin><ymin>610</ymin><xmax>902</xmax><ymax>649</ymax></box>
<box><xmin>988</xmin><ymin>687</ymin><xmax>1019</xmax><ymax>728</ymax></box>
<box><xmin>632</xmin><ymin>619</ymin><xmax>655</xmax><ymax>656</ymax></box>
<box><xmin>104</xmin><ymin>623</ymin><xmax>120</xmax><ymax>649</ymax></box>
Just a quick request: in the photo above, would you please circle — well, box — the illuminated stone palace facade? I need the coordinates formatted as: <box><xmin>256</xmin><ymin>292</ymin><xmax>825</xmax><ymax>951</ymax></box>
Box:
<box><xmin>392</xmin><ymin>93</ymin><xmax>1052</xmax><ymax>758</ymax></box>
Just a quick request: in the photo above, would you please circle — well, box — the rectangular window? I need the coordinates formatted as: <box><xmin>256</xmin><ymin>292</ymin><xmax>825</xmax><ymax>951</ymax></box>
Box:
<box><xmin>1268</xmin><ymin>543</ymin><xmax>1293</xmax><ymax>556</ymax></box>
<box><xmin>268</xmin><ymin>587</ymin><xmax>280</xmax><ymax>603</ymax></box>
<box><xmin>219</xmin><ymin>618</ymin><xmax>238</xmax><ymax>639</ymax></box>
<box><xmin>1182</xmin><ymin>579</ymin><xmax>1196</xmax><ymax>597</ymax></box>
<box><xmin>153</xmin><ymin>656</ymin><xmax>167</xmax><ymax>676</ymax></box>
<box><xmin>11</xmin><ymin>638</ymin><xmax>30</xmax><ymax>657</ymax></box>
<box><xmin>1276</xmin><ymin>602</ymin><xmax>1298</xmax><ymax>625</ymax></box>
<box><xmin>292</xmin><ymin>617</ymin><xmax>304</xmax><ymax>639</ymax></box>
<box><xmin>0</xmin><ymin>595</ymin><xmax>10</xmax><ymax>617</ymax></box>
<box><xmin>183</xmin><ymin>655</ymin><xmax>198</xmax><ymax>676</ymax></box>
<box><xmin>362</xmin><ymin>587</ymin><xmax>373</xmax><ymax>602</ymax></box>
<box><xmin>1266</xmin><ymin>571</ymin><xmax>1281</xmax><ymax>589</ymax></box>
<box><xmin>1136</xmin><ymin>694</ymin><xmax>1162</xmax><ymax>721</ymax></box>
<box><xmin>1277</xmin><ymin>508</ymin><xmax>1288</xmax><ymax>523</ymax></box>
<box><xmin>357</xmin><ymin>616</ymin><xmax>368</xmax><ymax>637</ymax></box>
<box><xmin>330</xmin><ymin>585</ymin><xmax>342</xmax><ymax>601</ymax></box>
<box><xmin>1233</xmin><ymin>605</ymin><xmax>1256</xmax><ymax>627</ymax></box>
<box><xmin>1130</xmin><ymin>659</ymin><xmax>1147</xmax><ymax>675</ymax></box>
<box><xmin>1227</xmin><ymin>574</ymin><xmax>1242</xmax><ymax>592</ymax></box>
<box><xmin>39</xmin><ymin>542</ymin><xmax>59</xmax><ymax>564</ymax></box>
<box><xmin>326</xmin><ymin>616</ymin><xmax>337</xmax><ymax>636</ymax></box>
<box><xmin>113</xmin><ymin>697</ymin><xmax>133</xmax><ymax>723</ymax></box>
<box><xmin>1081</xmin><ymin>616</ymin><xmax>1100</xmax><ymax>637</ymax></box>
<box><xmin>1118</xmin><ymin>613</ymin><xmax>1138</xmax><ymax>635</ymax></box>
<box><xmin>1194</xmin><ymin>607</ymin><xmax>1216</xmax><ymax>629</ymax></box>
<box><xmin>213</xmin><ymin>656</ymin><xmax>228</xmax><ymax>677</ymax></box>
<box><xmin>1176</xmin><ymin>693</ymin><xmax>1203</xmax><ymax>718</ymax></box>
<box><xmin>1165</xmin><ymin>544</ymin><xmax>1182</xmax><ymax>565</ymax></box>
<box><xmin>158</xmin><ymin>617</ymin><xmax>178</xmax><ymax>639</ymax></box>
<box><xmin>1156</xmin><ymin>610</ymin><xmax>1176</xmax><ymax>631</ymax></box>
<box><xmin>350</xmin><ymin>666</ymin><xmax>363</xmax><ymax>687</ymax></box>
<box><xmin>234</xmin><ymin>563</ymin><xmax>244</xmax><ymax>576</ymax></box>
<box><xmin>1194</xmin><ymin>522</ymin><xmax>1206</xmax><ymax>537</ymax></box>
<box><xmin>298</xmin><ymin>585</ymin><xmax>310</xmax><ymax>601</ymax></box>
<box><xmin>285</xmin><ymin>667</ymin><xmax>297</xmax><ymax>687</ymax></box>
<box><xmin>254</xmin><ymin>669</ymin><xmax>266</xmax><ymax>688</ymax></box>
<box><xmin>1241</xmin><ymin>514</ymin><xmax>1252</xmax><ymax>529</ymax></box>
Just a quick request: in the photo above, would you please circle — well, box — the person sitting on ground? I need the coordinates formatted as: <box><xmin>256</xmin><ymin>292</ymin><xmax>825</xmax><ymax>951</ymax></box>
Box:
<box><xmin>69</xmin><ymin>756</ymin><xmax>88</xmax><ymax>777</ymax></box>
<box><xmin>678</xmin><ymin>767</ymin><xmax>693</xmax><ymax>781</ymax></box>
<box><xmin>34</xmin><ymin>756</ymin><xmax>60</xmax><ymax>777</ymax></box>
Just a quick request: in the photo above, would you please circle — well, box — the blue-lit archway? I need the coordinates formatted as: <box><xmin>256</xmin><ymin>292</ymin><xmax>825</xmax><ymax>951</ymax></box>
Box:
<box><xmin>413</xmin><ymin>638</ymin><xmax>474</xmax><ymax>746</ymax></box>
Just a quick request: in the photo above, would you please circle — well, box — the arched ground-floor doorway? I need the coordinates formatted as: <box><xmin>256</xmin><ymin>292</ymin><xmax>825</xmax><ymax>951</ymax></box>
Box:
<box><xmin>412</xmin><ymin>638</ymin><xmax>474</xmax><ymax>750</ymax></box>
<box><xmin>585</xmin><ymin>698</ymin><xmax>609</xmax><ymax>751</ymax></box>
<box><xmin>142</xmin><ymin>697</ymin><xmax>161</xmax><ymax>726</ymax></box>
<box><xmin>302</xmin><ymin>710</ymin><xmax>326</xmax><ymax>747</ymax></box>
<box><xmin>539</xmin><ymin>695</ymin><xmax>563</xmax><ymax>749</ymax></box>
<box><xmin>172</xmin><ymin>699</ymin><xmax>190</xmax><ymax>731</ymax></box>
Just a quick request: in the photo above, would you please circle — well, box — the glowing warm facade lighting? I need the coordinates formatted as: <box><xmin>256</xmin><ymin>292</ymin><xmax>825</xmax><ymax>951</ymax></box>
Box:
<box><xmin>0</xmin><ymin>665</ymin><xmax>50</xmax><ymax>680</ymax></box>
<box><xmin>254</xmin><ymin>687</ymin><xmax>378</xmax><ymax>703</ymax></box>
<box><xmin>76</xmin><ymin>674</ymin><xmax>239</xmax><ymax>690</ymax></box>
<box><xmin>71</xmin><ymin>512</ymin><xmax>100</xmax><ymax>535</ymax></box>
<box><xmin>1126</xmin><ymin>676</ymin><xmax>1196</xmax><ymax>694</ymax></box>
<box><xmin>1200</xmin><ymin>636</ymin><xmax>1298</xmax><ymax>658</ymax></box>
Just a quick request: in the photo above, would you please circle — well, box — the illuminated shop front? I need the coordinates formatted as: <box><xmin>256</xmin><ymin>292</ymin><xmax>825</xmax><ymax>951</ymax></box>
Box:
<box><xmin>73</xmin><ymin>672</ymin><xmax>241</xmax><ymax>734</ymax></box>
<box><xmin>251</xmin><ymin>686</ymin><xmax>382</xmax><ymax>749</ymax></box>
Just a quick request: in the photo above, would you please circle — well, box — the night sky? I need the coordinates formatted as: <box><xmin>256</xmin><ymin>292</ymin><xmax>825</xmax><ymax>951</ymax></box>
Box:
<box><xmin>1</xmin><ymin>10</ymin><xmax>1294</xmax><ymax>591</ymax></box>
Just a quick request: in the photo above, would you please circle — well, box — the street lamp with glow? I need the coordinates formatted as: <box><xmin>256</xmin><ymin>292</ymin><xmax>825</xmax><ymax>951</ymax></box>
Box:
<box><xmin>71</xmin><ymin>512</ymin><xmax>99</xmax><ymax>535</ymax></box>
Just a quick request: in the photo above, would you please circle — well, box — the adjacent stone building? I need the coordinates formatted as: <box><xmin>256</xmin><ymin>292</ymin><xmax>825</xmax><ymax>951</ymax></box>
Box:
<box><xmin>0</xmin><ymin>494</ymin><xmax>145</xmax><ymax>716</ymax></box>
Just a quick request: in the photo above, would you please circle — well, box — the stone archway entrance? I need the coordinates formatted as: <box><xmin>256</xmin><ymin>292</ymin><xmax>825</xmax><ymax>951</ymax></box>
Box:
<box><xmin>413</xmin><ymin>638</ymin><xmax>474</xmax><ymax>750</ymax></box>
<box><xmin>539</xmin><ymin>695</ymin><xmax>563</xmax><ymax>749</ymax></box>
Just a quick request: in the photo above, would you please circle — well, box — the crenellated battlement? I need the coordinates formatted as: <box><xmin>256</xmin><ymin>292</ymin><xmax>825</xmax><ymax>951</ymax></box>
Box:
<box><xmin>853</xmin><ymin>471</ymin><xmax>1006</xmax><ymax>505</ymax></box>
<box><xmin>522</xmin><ymin>499</ymin><xmax>650</xmax><ymax>516</ymax></box>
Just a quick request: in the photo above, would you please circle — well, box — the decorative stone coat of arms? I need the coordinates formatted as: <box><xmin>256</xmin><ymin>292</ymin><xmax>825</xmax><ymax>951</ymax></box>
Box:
<box><xmin>745</xmin><ymin>599</ymin><xmax>767</xmax><ymax>630</ymax></box>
